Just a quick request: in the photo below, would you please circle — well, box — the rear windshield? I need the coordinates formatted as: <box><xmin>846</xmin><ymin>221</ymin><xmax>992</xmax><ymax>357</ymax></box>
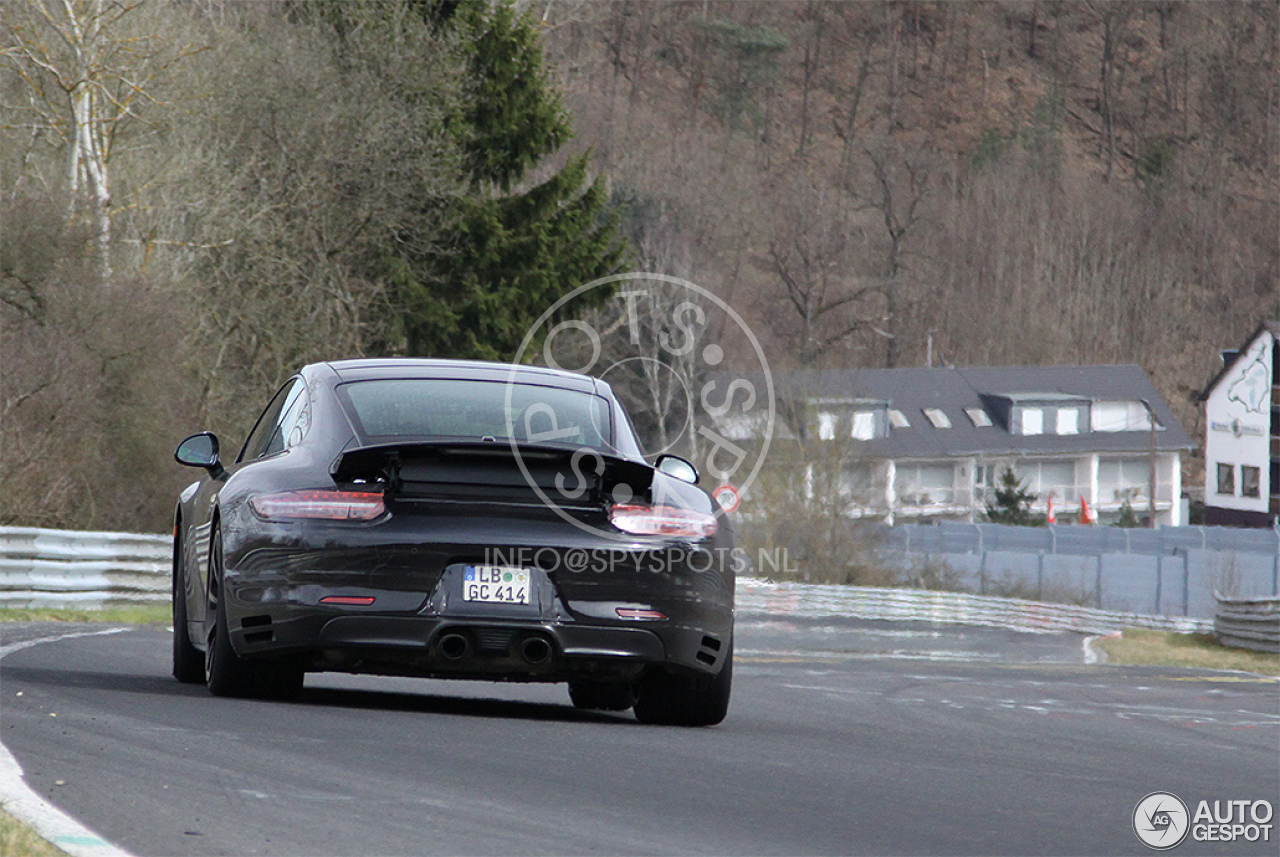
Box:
<box><xmin>338</xmin><ymin>379</ymin><xmax>612</xmax><ymax>451</ymax></box>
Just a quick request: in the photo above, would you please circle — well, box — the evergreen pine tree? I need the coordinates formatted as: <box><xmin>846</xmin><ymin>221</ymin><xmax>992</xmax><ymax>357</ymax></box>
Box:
<box><xmin>395</xmin><ymin>0</ymin><xmax>626</xmax><ymax>360</ymax></box>
<box><xmin>984</xmin><ymin>467</ymin><xmax>1041</xmax><ymax>526</ymax></box>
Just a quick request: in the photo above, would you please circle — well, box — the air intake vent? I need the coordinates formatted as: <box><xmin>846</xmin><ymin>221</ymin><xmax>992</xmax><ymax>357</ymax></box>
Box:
<box><xmin>242</xmin><ymin>615</ymin><xmax>274</xmax><ymax>645</ymax></box>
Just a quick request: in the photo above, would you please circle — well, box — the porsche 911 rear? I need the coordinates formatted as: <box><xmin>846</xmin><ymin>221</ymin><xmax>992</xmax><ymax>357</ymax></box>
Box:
<box><xmin>174</xmin><ymin>361</ymin><xmax>736</xmax><ymax>725</ymax></box>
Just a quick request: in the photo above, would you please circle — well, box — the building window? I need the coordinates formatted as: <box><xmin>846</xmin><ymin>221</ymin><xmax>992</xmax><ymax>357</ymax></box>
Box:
<box><xmin>965</xmin><ymin>408</ymin><xmax>992</xmax><ymax>427</ymax></box>
<box><xmin>888</xmin><ymin>409</ymin><xmax>910</xmax><ymax>428</ymax></box>
<box><xmin>1092</xmin><ymin>401</ymin><xmax>1152</xmax><ymax>432</ymax></box>
<box><xmin>1028</xmin><ymin>460</ymin><xmax>1076</xmax><ymax>500</ymax></box>
<box><xmin>1020</xmin><ymin>408</ymin><xmax>1044</xmax><ymax>436</ymax></box>
<box><xmin>1216</xmin><ymin>463</ymin><xmax>1235</xmax><ymax>495</ymax></box>
<box><xmin>839</xmin><ymin>464</ymin><xmax>873</xmax><ymax>503</ymax></box>
<box><xmin>923</xmin><ymin>408</ymin><xmax>951</xmax><ymax>428</ymax></box>
<box><xmin>1055</xmin><ymin>408</ymin><xmax>1080</xmax><ymax>435</ymax></box>
<box><xmin>817</xmin><ymin>412</ymin><xmax>837</xmax><ymax>440</ymax></box>
<box><xmin>1241</xmin><ymin>465</ymin><xmax>1261</xmax><ymax>498</ymax></box>
<box><xmin>974</xmin><ymin>464</ymin><xmax>994</xmax><ymax>488</ymax></box>
<box><xmin>851</xmin><ymin>410</ymin><xmax>876</xmax><ymax>440</ymax></box>
<box><xmin>896</xmin><ymin>463</ymin><xmax>956</xmax><ymax>506</ymax></box>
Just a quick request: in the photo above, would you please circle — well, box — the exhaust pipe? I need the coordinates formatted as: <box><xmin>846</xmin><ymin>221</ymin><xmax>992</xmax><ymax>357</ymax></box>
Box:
<box><xmin>519</xmin><ymin>636</ymin><xmax>552</xmax><ymax>665</ymax></box>
<box><xmin>438</xmin><ymin>633</ymin><xmax>470</xmax><ymax>661</ymax></box>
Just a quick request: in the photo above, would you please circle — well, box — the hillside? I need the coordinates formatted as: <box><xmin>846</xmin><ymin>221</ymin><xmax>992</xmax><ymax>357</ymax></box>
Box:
<box><xmin>537</xmin><ymin>0</ymin><xmax>1279</xmax><ymax>474</ymax></box>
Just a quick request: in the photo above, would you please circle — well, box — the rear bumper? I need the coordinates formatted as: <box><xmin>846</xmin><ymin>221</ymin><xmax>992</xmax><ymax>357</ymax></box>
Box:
<box><xmin>219</xmin><ymin>519</ymin><xmax>735</xmax><ymax>682</ymax></box>
<box><xmin>229</xmin><ymin>612</ymin><xmax>730</xmax><ymax>683</ymax></box>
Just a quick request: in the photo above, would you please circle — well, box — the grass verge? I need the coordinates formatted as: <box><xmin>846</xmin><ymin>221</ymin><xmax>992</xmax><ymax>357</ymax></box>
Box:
<box><xmin>0</xmin><ymin>806</ymin><xmax>67</xmax><ymax>857</ymax></box>
<box><xmin>1096</xmin><ymin>628</ymin><xmax>1280</xmax><ymax>676</ymax></box>
<box><xmin>0</xmin><ymin>605</ymin><xmax>170</xmax><ymax>625</ymax></box>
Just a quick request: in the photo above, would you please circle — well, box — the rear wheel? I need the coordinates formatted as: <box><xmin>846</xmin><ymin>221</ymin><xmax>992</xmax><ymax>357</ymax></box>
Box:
<box><xmin>204</xmin><ymin>526</ymin><xmax>304</xmax><ymax>700</ymax></box>
<box><xmin>172</xmin><ymin>531</ymin><xmax>204</xmax><ymax>684</ymax></box>
<box><xmin>204</xmin><ymin>527</ymin><xmax>255</xmax><ymax>698</ymax></box>
<box><xmin>568</xmin><ymin>680</ymin><xmax>636</xmax><ymax>712</ymax></box>
<box><xmin>633</xmin><ymin>645</ymin><xmax>732</xmax><ymax>727</ymax></box>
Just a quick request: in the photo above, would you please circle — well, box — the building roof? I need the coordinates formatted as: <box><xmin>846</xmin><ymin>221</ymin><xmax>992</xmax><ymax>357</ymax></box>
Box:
<box><xmin>772</xmin><ymin>364</ymin><xmax>1195</xmax><ymax>459</ymax></box>
<box><xmin>1198</xmin><ymin>321</ymin><xmax>1280</xmax><ymax>401</ymax></box>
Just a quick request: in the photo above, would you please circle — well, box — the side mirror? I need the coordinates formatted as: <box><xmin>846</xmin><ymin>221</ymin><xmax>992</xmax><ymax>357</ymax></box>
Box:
<box><xmin>175</xmin><ymin>432</ymin><xmax>224</xmax><ymax>476</ymax></box>
<box><xmin>655</xmin><ymin>454</ymin><xmax>698</xmax><ymax>485</ymax></box>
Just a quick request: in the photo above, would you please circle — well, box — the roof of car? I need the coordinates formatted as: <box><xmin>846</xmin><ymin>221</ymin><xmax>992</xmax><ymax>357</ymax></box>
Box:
<box><xmin>314</xmin><ymin>358</ymin><xmax>604</xmax><ymax>393</ymax></box>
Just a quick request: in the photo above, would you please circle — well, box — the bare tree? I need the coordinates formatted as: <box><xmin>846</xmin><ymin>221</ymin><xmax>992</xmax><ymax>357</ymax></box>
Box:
<box><xmin>0</xmin><ymin>0</ymin><xmax>204</xmax><ymax>282</ymax></box>
<box><xmin>765</xmin><ymin>171</ymin><xmax>887</xmax><ymax>367</ymax></box>
<box><xmin>855</xmin><ymin>142</ymin><xmax>932</xmax><ymax>367</ymax></box>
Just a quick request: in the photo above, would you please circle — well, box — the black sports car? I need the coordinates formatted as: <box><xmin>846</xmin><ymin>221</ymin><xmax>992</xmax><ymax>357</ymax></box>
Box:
<box><xmin>172</xmin><ymin>359</ymin><xmax>735</xmax><ymax>725</ymax></box>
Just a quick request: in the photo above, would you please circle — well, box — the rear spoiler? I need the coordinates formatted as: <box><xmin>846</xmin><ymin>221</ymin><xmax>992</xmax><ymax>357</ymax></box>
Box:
<box><xmin>330</xmin><ymin>440</ymin><xmax>655</xmax><ymax>496</ymax></box>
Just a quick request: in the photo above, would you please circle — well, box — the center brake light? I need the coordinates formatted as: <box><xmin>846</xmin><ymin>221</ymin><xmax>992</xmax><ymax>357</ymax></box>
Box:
<box><xmin>609</xmin><ymin>504</ymin><xmax>717</xmax><ymax>538</ymax></box>
<box><xmin>250</xmin><ymin>491</ymin><xmax>386</xmax><ymax>521</ymax></box>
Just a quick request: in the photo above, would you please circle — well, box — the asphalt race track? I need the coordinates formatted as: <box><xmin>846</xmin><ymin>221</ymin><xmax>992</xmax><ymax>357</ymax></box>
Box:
<box><xmin>1</xmin><ymin>616</ymin><xmax>1276</xmax><ymax>856</ymax></box>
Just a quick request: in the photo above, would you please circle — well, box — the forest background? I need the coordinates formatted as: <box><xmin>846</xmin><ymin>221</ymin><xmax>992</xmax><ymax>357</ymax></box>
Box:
<box><xmin>2</xmin><ymin>0</ymin><xmax>1277</xmax><ymax>535</ymax></box>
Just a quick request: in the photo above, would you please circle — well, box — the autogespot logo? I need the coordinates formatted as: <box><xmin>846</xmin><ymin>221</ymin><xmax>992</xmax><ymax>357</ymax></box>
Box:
<box><xmin>505</xmin><ymin>273</ymin><xmax>774</xmax><ymax>542</ymax></box>
<box><xmin>1133</xmin><ymin>792</ymin><xmax>1191</xmax><ymax>850</ymax></box>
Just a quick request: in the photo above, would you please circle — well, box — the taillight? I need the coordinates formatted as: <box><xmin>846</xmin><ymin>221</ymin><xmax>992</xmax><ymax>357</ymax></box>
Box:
<box><xmin>249</xmin><ymin>491</ymin><xmax>385</xmax><ymax>521</ymax></box>
<box><xmin>609</xmin><ymin>504</ymin><xmax>717</xmax><ymax>538</ymax></box>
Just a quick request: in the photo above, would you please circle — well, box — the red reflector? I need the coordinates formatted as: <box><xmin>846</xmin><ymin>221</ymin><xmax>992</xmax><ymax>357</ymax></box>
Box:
<box><xmin>250</xmin><ymin>490</ymin><xmax>385</xmax><ymax>521</ymax></box>
<box><xmin>319</xmin><ymin>596</ymin><xmax>376</xmax><ymax>606</ymax></box>
<box><xmin>616</xmin><ymin>608</ymin><xmax>668</xmax><ymax>620</ymax></box>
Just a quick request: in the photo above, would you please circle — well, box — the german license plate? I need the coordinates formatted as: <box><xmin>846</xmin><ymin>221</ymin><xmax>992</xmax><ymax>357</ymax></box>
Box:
<box><xmin>463</xmin><ymin>566</ymin><xmax>530</xmax><ymax>605</ymax></box>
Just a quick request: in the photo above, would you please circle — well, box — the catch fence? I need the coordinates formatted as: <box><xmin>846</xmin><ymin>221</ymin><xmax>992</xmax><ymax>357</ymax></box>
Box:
<box><xmin>879</xmin><ymin>522</ymin><xmax>1280</xmax><ymax>620</ymax></box>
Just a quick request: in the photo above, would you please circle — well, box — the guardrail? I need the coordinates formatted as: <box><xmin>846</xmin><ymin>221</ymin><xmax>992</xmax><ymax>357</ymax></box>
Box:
<box><xmin>878</xmin><ymin>521</ymin><xmax>1280</xmax><ymax>619</ymax></box>
<box><xmin>738</xmin><ymin>579</ymin><xmax>1212</xmax><ymax>636</ymax></box>
<box><xmin>0</xmin><ymin>526</ymin><xmax>169</xmax><ymax>608</ymax></box>
<box><xmin>1214</xmin><ymin>591</ymin><xmax>1280</xmax><ymax>653</ymax></box>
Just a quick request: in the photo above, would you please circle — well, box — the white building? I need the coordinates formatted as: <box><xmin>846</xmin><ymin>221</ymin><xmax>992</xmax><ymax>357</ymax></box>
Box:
<box><xmin>749</xmin><ymin>365</ymin><xmax>1195</xmax><ymax>526</ymax></box>
<box><xmin>1200</xmin><ymin>322</ymin><xmax>1279</xmax><ymax>528</ymax></box>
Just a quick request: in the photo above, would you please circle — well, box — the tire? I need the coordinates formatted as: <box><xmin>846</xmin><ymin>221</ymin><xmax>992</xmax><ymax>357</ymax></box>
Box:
<box><xmin>633</xmin><ymin>644</ymin><xmax>732</xmax><ymax>727</ymax></box>
<box><xmin>204</xmin><ymin>527</ymin><xmax>255</xmax><ymax>698</ymax></box>
<box><xmin>172</xmin><ymin>531</ymin><xmax>205</xmax><ymax>684</ymax></box>
<box><xmin>255</xmin><ymin>660</ymin><xmax>305</xmax><ymax>701</ymax></box>
<box><xmin>568</xmin><ymin>680</ymin><xmax>636</xmax><ymax>712</ymax></box>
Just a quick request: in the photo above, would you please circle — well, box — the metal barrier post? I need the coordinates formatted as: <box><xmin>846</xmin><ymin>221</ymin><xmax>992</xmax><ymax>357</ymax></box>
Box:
<box><xmin>1273</xmin><ymin>526</ymin><xmax>1279</xmax><ymax>596</ymax></box>
<box><xmin>1095</xmin><ymin>554</ymin><xmax>1104</xmax><ymax>609</ymax></box>
<box><xmin>1154</xmin><ymin>555</ymin><xmax>1163</xmax><ymax>614</ymax></box>
<box><xmin>1181</xmin><ymin>548</ymin><xmax>1190</xmax><ymax>616</ymax></box>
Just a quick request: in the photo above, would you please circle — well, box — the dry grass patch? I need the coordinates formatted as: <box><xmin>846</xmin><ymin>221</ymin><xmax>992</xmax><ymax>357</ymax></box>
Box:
<box><xmin>0</xmin><ymin>807</ymin><xmax>66</xmax><ymax>857</ymax></box>
<box><xmin>0</xmin><ymin>605</ymin><xmax>169</xmax><ymax>625</ymax></box>
<box><xmin>1097</xmin><ymin>628</ymin><xmax>1280</xmax><ymax>676</ymax></box>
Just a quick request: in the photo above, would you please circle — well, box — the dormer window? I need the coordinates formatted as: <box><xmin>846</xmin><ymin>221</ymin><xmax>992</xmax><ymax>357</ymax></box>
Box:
<box><xmin>1056</xmin><ymin>408</ymin><xmax>1080</xmax><ymax>435</ymax></box>
<box><xmin>1092</xmin><ymin>401</ymin><xmax>1154</xmax><ymax>432</ymax></box>
<box><xmin>851</xmin><ymin>410</ymin><xmax>877</xmax><ymax>440</ymax></box>
<box><xmin>965</xmin><ymin>408</ymin><xmax>992</xmax><ymax>427</ymax></box>
<box><xmin>1020</xmin><ymin>407</ymin><xmax>1044</xmax><ymax>436</ymax></box>
<box><xmin>817</xmin><ymin>412</ymin><xmax>838</xmax><ymax>440</ymax></box>
<box><xmin>923</xmin><ymin>408</ymin><xmax>951</xmax><ymax>428</ymax></box>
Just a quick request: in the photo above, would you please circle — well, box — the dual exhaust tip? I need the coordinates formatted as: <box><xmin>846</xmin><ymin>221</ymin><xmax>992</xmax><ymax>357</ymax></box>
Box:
<box><xmin>437</xmin><ymin>631</ymin><xmax>552</xmax><ymax>665</ymax></box>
